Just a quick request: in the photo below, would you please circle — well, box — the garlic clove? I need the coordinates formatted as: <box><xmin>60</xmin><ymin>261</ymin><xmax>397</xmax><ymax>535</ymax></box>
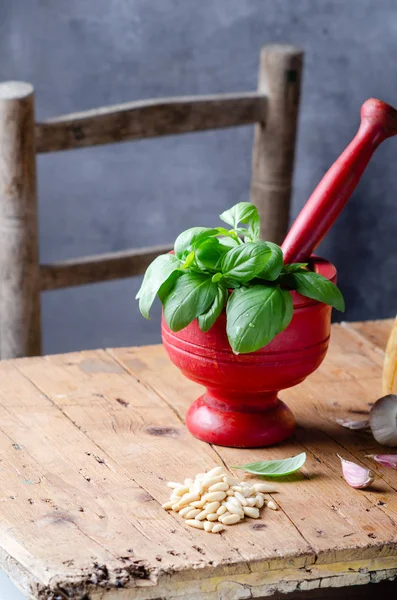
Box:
<box><xmin>369</xmin><ymin>394</ymin><xmax>397</xmax><ymax>447</ymax></box>
<box><xmin>334</xmin><ymin>417</ymin><xmax>370</xmax><ymax>430</ymax></box>
<box><xmin>337</xmin><ymin>455</ymin><xmax>375</xmax><ymax>489</ymax></box>
<box><xmin>367</xmin><ymin>454</ymin><xmax>397</xmax><ymax>468</ymax></box>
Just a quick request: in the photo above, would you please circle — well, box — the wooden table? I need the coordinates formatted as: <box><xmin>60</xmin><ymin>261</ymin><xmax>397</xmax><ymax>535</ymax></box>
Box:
<box><xmin>0</xmin><ymin>320</ymin><xmax>396</xmax><ymax>600</ymax></box>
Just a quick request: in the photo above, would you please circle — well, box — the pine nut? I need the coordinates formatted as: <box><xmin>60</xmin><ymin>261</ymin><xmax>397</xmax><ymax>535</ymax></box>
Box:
<box><xmin>190</xmin><ymin>499</ymin><xmax>206</xmax><ymax>508</ymax></box>
<box><xmin>254</xmin><ymin>483</ymin><xmax>277</xmax><ymax>493</ymax></box>
<box><xmin>185</xmin><ymin>509</ymin><xmax>201</xmax><ymax>519</ymax></box>
<box><xmin>202</xmin><ymin>475</ymin><xmax>223</xmax><ymax>488</ymax></box>
<box><xmin>246</xmin><ymin>497</ymin><xmax>256</xmax><ymax>507</ymax></box>
<box><xmin>241</xmin><ymin>486</ymin><xmax>254</xmax><ymax>497</ymax></box>
<box><xmin>162</xmin><ymin>501</ymin><xmax>174</xmax><ymax>510</ymax></box>
<box><xmin>191</xmin><ymin>481</ymin><xmax>202</xmax><ymax>495</ymax></box>
<box><xmin>223</xmin><ymin>475</ymin><xmax>238</xmax><ymax>486</ymax></box>
<box><xmin>184</xmin><ymin>478</ymin><xmax>193</xmax><ymax>485</ymax></box>
<box><xmin>267</xmin><ymin>500</ymin><xmax>278</xmax><ymax>510</ymax></box>
<box><xmin>186</xmin><ymin>519</ymin><xmax>204</xmax><ymax>529</ymax></box>
<box><xmin>202</xmin><ymin>491</ymin><xmax>227</xmax><ymax>503</ymax></box>
<box><xmin>220</xmin><ymin>514</ymin><xmax>241</xmax><ymax>525</ymax></box>
<box><xmin>178</xmin><ymin>506</ymin><xmax>193</xmax><ymax>518</ymax></box>
<box><xmin>212</xmin><ymin>524</ymin><xmax>225</xmax><ymax>533</ymax></box>
<box><xmin>178</xmin><ymin>492</ymin><xmax>199</xmax><ymax>507</ymax></box>
<box><xmin>195</xmin><ymin>510</ymin><xmax>208</xmax><ymax>521</ymax></box>
<box><xmin>234</xmin><ymin>491</ymin><xmax>248</xmax><ymax>506</ymax></box>
<box><xmin>196</xmin><ymin>472</ymin><xmax>206</xmax><ymax>479</ymax></box>
<box><xmin>172</xmin><ymin>503</ymin><xmax>183</xmax><ymax>511</ymax></box>
<box><xmin>255</xmin><ymin>495</ymin><xmax>265</xmax><ymax>509</ymax></box>
<box><xmin>225</xmin><ymin>500</ymin><xmax>244</xmax><ymax>516</ymax></box>
<box><xmin>227</xmin><ymin>495</ymin><xmax>242</xmax><ymax>507</ymax></box>
<box><xmin>173</xmin><ymin>485</ymin><xmax>189</xmax><ymax>496</ymax></box>
<box><xmin>208</xmin><ymin>482</ymin><xmax>229</xmax><ymax>492</ymax></box>
<box><xmin>226</xmin><ymin>489</ymin><xmax>234</xmax><ymax>496</ymax></box>
<box><xmin>206</xmin><ymin>466</ymin><xmax>224</xmax><ymax>477</ymax></box>
<box><xmin>232</xmin><ymin>485</ymin><xmax>243</xmax><ymax>492</ymax></box>
<box><xmin>206</xmin><ymin>513</ymin><xmax>219</xmax><ymax>521</ymax></box>
<box><xmin>204</xmin><ymin>521</ymin><xmax>214</xmax><ymax>532</ymax></box>
<box><xmin>205</xmin><ymin>501</ymin><xmax>220</xmax><ymax>513</ymax></box>
<box><xmin>217</xmin><ymin>505</ymin><xmax>227</xmax><ymax>516</ymax></box>
<box><xmin>243</xmin><ymin>506</ymin><xmax>260</xmax><ymax>518</ymax></box>
<box><xmin>167</xmin><ymin>481</ymin><xmax>181</xmax><ymax>489</ymax></box>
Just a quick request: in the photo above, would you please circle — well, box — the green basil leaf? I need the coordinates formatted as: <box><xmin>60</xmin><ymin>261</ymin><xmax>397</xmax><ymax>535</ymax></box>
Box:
<box><xmin>282</xmin><ymin>263</ymin><xmax>309</xmax><ymax>273</ymax></box>
<box><xmin>280</xmin><ymin>288</ymin><xmax>294</xmax><ymax>330</ymax></box>
<box><xmin>136</xmin><ymin>254</ymin><xmax>181</xmax><ymax>319</ymax></box>
<box><xmin>256</xmin><ymin>242</ymin><xmax>283</xmax><ymax>281</ymax></box>
<box><xmin>198</xmin><ymin>286</ymin><xmax>227</xmax><ymax>332</ymax></box>
<box><xmin>233</xmin><ymin>452</ymin><xmax>307</xmax><ymax>476</ymax></box>
<box><xmin>158</xmin><ymin>270</ymin><xmax>182</xmax><ymax>303</ymax></box>
<box><xmin>174</xmin><ymin>227</ymin><xmax>218</xmax><ymax>259</ymax></box>
<box><xmin>288</xmin><ymin>271</ymin><xmax>345</xmax><ymax>312</ymax></box>
<box><xmin>249</xmin><ymin>212</ymin><xmax>261</xmax><ymax>241</ymax></box>
<box><xmin>219</xmin><ymin>202</ymin><xmax>259</xmax><ymax>229</ymax></box>
<box><xmin>226</xmin><ymin>285</ymin><xmax>290</xmax><ymax>353</ymax></box>
<box><xmin>181</xmin><ymin>250</ymin><xmax>196</xmax><ymax>269</ymax></box>
<box><xmin>195</xmin><ymin>238</ymin><xmax>229</xmax><ymax>272</ymax></box>
<box><xmin>163</xmin><ymin>273</ymin><xmax>217</xmax><ymax>332</ymax></box>
<box><xmin>218</xmin><ymin>236</ymin><xmax>239</xmax><ymax>248</ymax></box>
<box><xmin>221</xmin><ymin>242</ymin><xmax>273</xmax><ymax>283</ymax></box>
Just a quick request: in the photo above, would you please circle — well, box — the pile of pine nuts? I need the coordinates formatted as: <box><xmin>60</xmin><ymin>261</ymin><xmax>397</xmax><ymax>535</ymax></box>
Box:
<box><xmin>162</xmin><ymin>466</ymin><xmax>277</xmax><ymax>533</ymax></box>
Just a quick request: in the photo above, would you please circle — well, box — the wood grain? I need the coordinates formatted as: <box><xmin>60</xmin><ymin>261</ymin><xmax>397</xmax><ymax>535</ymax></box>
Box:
<box><xmin>251</xmin><ymin>45</ymin><xmax>303</xmax><ymax>244</ymax></box>
<box><xmin>0</xmin><ymin>320</ymin><xmax>395</xmax><ymax>599</ymax></box>
<box><xmin>35</xmin><ymin>92</ymin><xmax>267</xmax><ymax>153</ymax></box>
<box><xmin>40</xmin><ymin>243</ymin><xmax>173</xmax><ymax>290</ymax></box>
<box><xmin>0</xmin><ymin>82</ymin><xmax>41</xmax><ymax>358</ymax></box>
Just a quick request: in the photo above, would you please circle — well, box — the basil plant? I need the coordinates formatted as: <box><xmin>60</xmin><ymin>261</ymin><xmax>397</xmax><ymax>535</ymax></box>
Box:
<box><xmin>136</xmin><ymin>203</ymin><xmax>344</xmax><ymax>354</ymax></box>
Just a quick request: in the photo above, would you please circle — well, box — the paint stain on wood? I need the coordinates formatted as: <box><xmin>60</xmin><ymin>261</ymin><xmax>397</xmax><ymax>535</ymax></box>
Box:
<box><xmin>116</xmin><ymin>397</ymin><xmax>129</xmax><ymax>407</ymax></box>
<box><xmin>146</xmin><ymin>426</ymin><xmax>179</xmax><ymax>437</ymax></box>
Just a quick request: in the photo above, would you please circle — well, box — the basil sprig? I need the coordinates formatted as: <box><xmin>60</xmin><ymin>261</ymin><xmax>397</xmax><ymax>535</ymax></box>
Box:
<box><xmin>136</xmin><ymin>202</ymin><xmax>345</xmax><ymax>353</ymax></box>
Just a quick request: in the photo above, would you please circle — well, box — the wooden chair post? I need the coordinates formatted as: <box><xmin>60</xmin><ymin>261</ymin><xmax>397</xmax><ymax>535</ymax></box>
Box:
<box><xmin>0</xmin><ymin>82</ymin><xmax>41</xmax><ymax>358</ymax></box>
<box><xmin>251</xmin><ymin>45</ymin><xmax>303</xmax><ymax>245</ymax></box>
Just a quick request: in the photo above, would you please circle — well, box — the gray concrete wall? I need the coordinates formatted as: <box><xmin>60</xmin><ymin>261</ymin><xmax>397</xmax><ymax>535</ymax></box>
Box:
<box><xmin>0</xmin><ymin>0</ymin><xmax>396</xmax><ymax>354</ymax></box>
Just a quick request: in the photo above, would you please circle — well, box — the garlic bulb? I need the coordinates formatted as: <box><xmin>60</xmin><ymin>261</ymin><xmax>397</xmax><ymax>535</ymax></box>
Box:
<box><xmin>369</xmin><ymin>394</ymin><xmax>397</xmax><ymax>447</ymax></box>
<box><xmin>338</xmin><ymin>455</ymin><xmax>375</xmax><ymax>489</ymax></box>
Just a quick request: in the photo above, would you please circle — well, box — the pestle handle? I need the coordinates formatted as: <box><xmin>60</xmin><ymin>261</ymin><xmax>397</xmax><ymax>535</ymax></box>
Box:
<box><xmin>281</xmin><ymin>99</ymin><xmax>397</xmax><ymax>264</ymax></box>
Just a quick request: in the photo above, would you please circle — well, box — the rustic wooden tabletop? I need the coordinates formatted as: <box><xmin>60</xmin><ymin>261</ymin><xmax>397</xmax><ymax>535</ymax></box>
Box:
<box><xmin>0</xmin><ymin>320</ymin><xmax>396</xmax><ymax>599</ymax></box>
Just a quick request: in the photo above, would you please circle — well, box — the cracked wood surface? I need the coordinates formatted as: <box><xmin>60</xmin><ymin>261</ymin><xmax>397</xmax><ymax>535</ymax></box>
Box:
<box><xmin>0</xmin><ymin>320</ymin><xmax>396</xmax><ymax>599</ymax></box>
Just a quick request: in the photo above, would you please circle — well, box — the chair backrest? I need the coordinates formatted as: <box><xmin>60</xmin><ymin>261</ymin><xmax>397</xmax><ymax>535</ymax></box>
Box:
<box><xmin>0</xmin><ymin>44</ymin><xmax>303</xmax><ymax>359</ymax></box>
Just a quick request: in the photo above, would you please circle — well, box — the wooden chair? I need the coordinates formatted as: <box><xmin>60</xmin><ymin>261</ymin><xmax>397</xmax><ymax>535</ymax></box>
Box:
<box><xmin>0</xmin><ymin>44</ymin><xmax>303</xmax><ymax>360</ymax></box>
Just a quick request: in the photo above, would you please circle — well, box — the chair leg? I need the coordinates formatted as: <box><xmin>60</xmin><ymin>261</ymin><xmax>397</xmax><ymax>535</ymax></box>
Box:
<box><xmin>251</xmin><ymin>44</ymin><xmax>303</xmax><ymax>245</ymax></box>
<box><xmin>0</xmin><ymin>82</ymin><xmax>41</xmax><ymax>359</ymax></box>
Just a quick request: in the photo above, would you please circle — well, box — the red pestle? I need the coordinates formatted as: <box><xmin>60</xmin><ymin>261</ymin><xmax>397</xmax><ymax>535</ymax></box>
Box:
<box><xmin>282</xmin><ymin>99</ymin><xmax>397</xmax><ymax>264</ymax></box>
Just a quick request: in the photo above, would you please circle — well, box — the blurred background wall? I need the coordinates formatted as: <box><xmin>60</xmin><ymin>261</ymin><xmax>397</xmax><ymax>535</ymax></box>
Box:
<box><xmin>0</xmin><ymin>0</ymin><xmax>396</xmax><ymax>355</ymax></box>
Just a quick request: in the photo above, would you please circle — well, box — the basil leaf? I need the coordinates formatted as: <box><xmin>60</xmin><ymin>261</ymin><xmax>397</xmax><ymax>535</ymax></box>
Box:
<box><xmin>163</xmin><ymin>273</ymin><xmax>217</xmax><ymax>332</ymax></box>
<box><xmin>256</xmin><ymin>242</ymin><xmax>283</xmax><ymax>281</ymax></box>
<box><xmin>248</xmin><ymin>213</ymin><xmax>260</xmax><ymax>241</ymax></box>
<box><xmin>282</xmin><ymin>263</ymin><xmax>309</xmax><ymax>273</ymax></box>
<box><xmin>221</xmin><ymin>242</ymin><xmax>273</xmax><ymax>284</ymax></box>
<box><xmin>226</xmin><ymin>285</ymin><xmax>290</xmax><ymax>353</ymax></box>
<box><xmin>198</xmin><ymin>286</ymin><xmax>227</xmax><ymax>332</ymax></box>
<box><xmin>219</xmin><ymin>202</ymin><xmax>259</xmax><ymax>229</ymax></box>
<box><xmin>195</xmin><ymin>238</ymin><xmax>229</xmax><ymax>272</ymax></box>
<box><xmin>218</xmin><ymin>236</ymin><xmax>239</xmax><ymax>248</ymax></box>
<box><xmin>288</xmin><ymin>271</ymin><xmax>345</xmax><ymax>312</ymax></box>
<box><xmin>280</xmin><ymin>288</ymin><xmax>294</xmax><ymax>330</ymax></box>
<box><xmin>158</xmin><ymin>270</ymin><xmax>182</xmax><ymax>303</ymax></box>
<box><xmin>136</xmin><ymin>254</ymin><xmax>181</xmax><ymax>319</ymax></box>
<box><xmin>174</xmin><ymin>227</ymin><xmax>218</xmax><ymax>259</ymax></box>
<box><xmin>233</xmin><ymin>452</ymin><xmax>307</xmax><ymax>476</ymax></box>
